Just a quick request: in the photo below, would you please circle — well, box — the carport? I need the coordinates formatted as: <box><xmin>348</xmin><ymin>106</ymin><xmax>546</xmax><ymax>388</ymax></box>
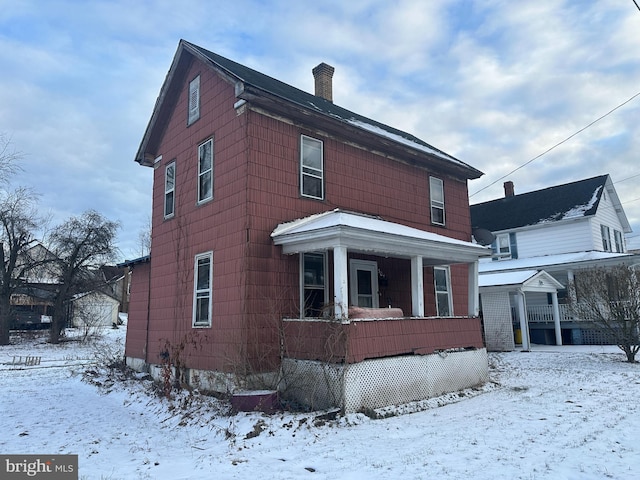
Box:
<box><xmin>479</xmin><ymin>270</ymin><xmax>564</xmax><ymax>351</ymax></box>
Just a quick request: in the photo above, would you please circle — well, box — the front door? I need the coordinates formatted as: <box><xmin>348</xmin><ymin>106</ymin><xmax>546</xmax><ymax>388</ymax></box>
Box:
<box><xmin>349</xmin><ymin>259</ymin><xmax>379</xmax><ymax>308</ymax></box>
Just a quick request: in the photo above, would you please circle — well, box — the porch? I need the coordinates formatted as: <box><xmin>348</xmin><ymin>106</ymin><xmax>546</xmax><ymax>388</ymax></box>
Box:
<box><xmin>272</xmin><ymin>210</ymin><xmax>492</xmax><ymax>411</ymax></box>
<box><xmin>282</xmin><ymin>314</ymin><xmax>485</xmax><ymax>363</ymax></box>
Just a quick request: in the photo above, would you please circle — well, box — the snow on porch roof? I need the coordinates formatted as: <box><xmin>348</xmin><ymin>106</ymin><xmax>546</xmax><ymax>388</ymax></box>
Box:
<box><xmin>479</xmin><ymin>269</ymin><xmax>564</xmax><ymax>291</ymax></box>
<box><xmin>271</xmin><ymin>209</ymin><xmax>491</xmax><ymax>264</ymax></box>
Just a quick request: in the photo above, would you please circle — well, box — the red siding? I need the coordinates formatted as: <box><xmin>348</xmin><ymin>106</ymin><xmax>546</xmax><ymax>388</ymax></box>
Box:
<box><xmin>129</xmin><ymin>52</ymin><xmax>479</xmax><ymax>375</ymax></box>
<box><xmin>283</xmin><ymin>316</ymin><xmax>484</xmax><ymax>363</ymax></box>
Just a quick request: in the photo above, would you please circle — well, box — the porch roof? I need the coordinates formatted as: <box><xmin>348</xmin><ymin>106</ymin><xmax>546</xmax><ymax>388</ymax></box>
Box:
<box><xmin>479</xmin><ymin>269</ymin><xmax>564</xmax><ymax>292</ymax></box>
<box><xmin>271</xmin><ymin>209</ymin><xmax>491</xmax><ymax>265</ymax></box>
<box><xmin>479</xmin><ymin>250</ymin><xmax>639</xmax><ymax>274</ymax></box>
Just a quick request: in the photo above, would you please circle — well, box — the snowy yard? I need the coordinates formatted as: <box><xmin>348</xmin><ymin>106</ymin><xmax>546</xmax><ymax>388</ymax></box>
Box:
<box><xmin>1</xmin><ymin>326</ymin><xmax>639</xmax><ymax>480</ymax></box>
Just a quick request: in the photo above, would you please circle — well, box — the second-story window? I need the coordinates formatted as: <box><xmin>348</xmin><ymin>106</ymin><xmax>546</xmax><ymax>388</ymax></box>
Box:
<box><xmin>164</xmin><ymin>161</ymin><xmax>176</xmax><ymax>218</ymax></box>
<box><xmin>198</xmin><ymin>138</ymin><xmax>213</xmax><ymax>203</ymax></box>
<box><xmin>430</xmin><ymin>176</ymin><xmax>445</xmax><ymax>226</ymax></box>
<box><xmin>601</xmin><ymin>224</ymin><xmax>611</xmax><ymax>252</ymax></box>
<box><xmin>188</xmin><ymin>75</ymin><xmax>200</xmax><ymax>125</ymax></box>
<box><xmin>492</xmin><ymin>232</ymin><xmax>518</xmax><ymax>261</ymax></box>
<box><xmin>300</xmin><ymin>135</ymin><xmax>324</xmax><ymax>200</ymax></box>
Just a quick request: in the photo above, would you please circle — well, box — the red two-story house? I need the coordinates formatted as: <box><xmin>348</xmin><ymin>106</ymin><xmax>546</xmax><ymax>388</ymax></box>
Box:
<box><xmin>125</xmin><ymin>40</ymin><xmax>491</xmax><ymax>412</ymax></box>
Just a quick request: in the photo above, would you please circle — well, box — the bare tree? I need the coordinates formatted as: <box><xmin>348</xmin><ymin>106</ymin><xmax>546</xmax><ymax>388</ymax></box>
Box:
<box><xmin>136</xmin><ymin>214</ymin><xmax>151</xmax><ymax>257</ymax></box>
<box><xmin>0</xmin><ymin>134</ymin><xmax>21</xmax><ymax>186</ymax></box>
<box><xmin>47</xmin><ymin>210</ymin><xmax>119</xmax><ymax>344</ymax></box>
<box><xmin>0</xmin><ymin>188</ymin><xmax>41</xmax><ymax>344</ymax></box>
<box><xmin>569</xmin><ymin>264</ymin><xmax>640</xmax><ymax>362</ymax></box>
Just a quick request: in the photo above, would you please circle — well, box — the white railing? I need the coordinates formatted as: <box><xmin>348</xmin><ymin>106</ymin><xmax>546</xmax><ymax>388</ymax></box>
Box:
<box><xmin>526</xmin><ymin>304</ymin><xmax>575</xmax><ymax>323</ymax></box>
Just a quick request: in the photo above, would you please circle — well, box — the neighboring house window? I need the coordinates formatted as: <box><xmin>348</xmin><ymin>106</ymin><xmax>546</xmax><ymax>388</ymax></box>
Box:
<box><xmin>434</xmin><ymin>266</ymin><xmax>452</xmax><ymax>317</ymax></box>
<box><xmin>188</xmin><ymin>75</ymin><xmax>200</xmax><ymax>125</ymax></box>
<box><xmin>613</xmin><ymin>229</ymin><xmax>624</xmax><ymax>253</ymax></box>
<box><xmin>198</xmin><ymin>138</ymin><xmax>213</xmax><ymax>203</ymax></box>
<box><xmin>301</xmin><ymin>252</ymin><xmax>326</xmax><ymax>317</ymax></box>
<box><xmin>492</xmin><ymin>233</ymin><xmax>518</xmax><ymax>260</ymax></box>
<box><xmin>300</xmin><ymin>135</ymin><xmax>324</xmax><ymax>200</ymax></box>
<box><xmin>164</xmin><ymin>161</ymin><xmax>176</xmax><ymax>218</ymax></box>
<box><xmin>193</xmin><ymin>252</ymin><xmax>213</xmax><ymax>327</ymax></box>
<box><xmin>601</xmin><ymin>225</ymin><xmax>611</xmax><ymax>252</ymax></box>
<box><xmin>429</xmin><ymin>177</ymin><xmax>445</xmax><ymax>226</ymax></box>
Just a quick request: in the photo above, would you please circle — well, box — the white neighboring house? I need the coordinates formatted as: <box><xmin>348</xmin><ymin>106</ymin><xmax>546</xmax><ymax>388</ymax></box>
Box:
<box><xmin>471</xmin><ymin>174</ymin><xmax>640</xmax><ymax>350</ymax></box>
<box><xmin>71</xmin><ymin>290</ymin><xmax>120</xmax><ymax>328</ymax></box>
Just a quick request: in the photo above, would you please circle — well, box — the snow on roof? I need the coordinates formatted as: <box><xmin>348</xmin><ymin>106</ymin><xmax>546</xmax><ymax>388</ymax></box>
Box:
<box><xmin>539</xmin><ymin>185</ymin><xmax>603</xmax><ymax>224</ymax></box>
<box><xmin>479</xmin><ymin>251</ymin><xmax>635</xmax><ymax>273</ymax></box>
<box><xmin>478</xmin><ymin>270</ymin><xmax>540</xmax><ymax>287</ymax></box>
<box><xmin>272</xmin><ymin>209</ymin><xmax>484</xmax><ymax>249</ymax></box>
<box><xmin>345</xmin><ymin>118</ymin><xmax>462</xmax><ymax>165</ymax></box>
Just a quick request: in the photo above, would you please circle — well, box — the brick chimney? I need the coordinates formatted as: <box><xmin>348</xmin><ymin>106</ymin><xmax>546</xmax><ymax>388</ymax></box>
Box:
<box><xmin>312</xmin><ymin>63</ymin><xmax>335</xmax><ymax>102</ymax></box>
<box><xmin>504</xmin><ymin>181</ymin><xmax>515</xmax><ymax>197</ymax></box>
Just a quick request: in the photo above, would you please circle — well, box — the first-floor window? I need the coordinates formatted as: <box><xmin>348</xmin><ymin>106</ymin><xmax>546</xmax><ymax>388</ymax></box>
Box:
<box><xmin>193</xmin><ymin>252</ymin><xmax>213</xmax><ymax>327</ymax></box>
<box><xmin>613</xmin><ymin>229</ymin><xmax>624</xmax><ymax>253</ymax></box>
<box><xmin>302</xmin><ymin>252</ymin><xmax>326</xmax><ymax>317</ymax></box>
<box><xmin>434</xmin><ymin>266</ymin><xmax>453</xmax><ymax>317</ymax></box>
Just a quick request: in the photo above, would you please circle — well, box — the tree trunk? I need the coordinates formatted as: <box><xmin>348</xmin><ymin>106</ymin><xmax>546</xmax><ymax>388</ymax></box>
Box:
<box><xmin>623</xmin><ymin>346</ymin><xmax>636</xmax><ymax>363</ymax></box>
<box><xmin>0</xmin><ymin>311</ymin><xmax>9</xmax><ymax>345</ymax></box>
<box><xmin>48</xmin><ymin>297</ymin><xmax>66</xmax><ymax>344</ymax></box>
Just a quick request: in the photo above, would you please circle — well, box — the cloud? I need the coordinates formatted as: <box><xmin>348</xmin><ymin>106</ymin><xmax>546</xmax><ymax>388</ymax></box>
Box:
<box><xmin>1</xmin><ymin>0</ymin><xmax>639</xmax><ymax>256</ymax></box>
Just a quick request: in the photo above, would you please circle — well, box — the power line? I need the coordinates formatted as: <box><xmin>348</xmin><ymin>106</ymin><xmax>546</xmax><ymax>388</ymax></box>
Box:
<box><xmin>470</xmin><ymin>90</ymin><xmax>640</xmax><ymax>198</ymax></box>
<box><xmin>633</xmin><ymin>0</ymin><xmax>640</xmax><ymax>13</ymax></box>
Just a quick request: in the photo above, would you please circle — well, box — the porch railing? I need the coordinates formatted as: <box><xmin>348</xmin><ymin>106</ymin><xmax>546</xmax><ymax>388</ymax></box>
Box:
<box><xmin>526</xmin><ymin>304</ymin><xmax>575</xmax><ymax>323</ymax></box>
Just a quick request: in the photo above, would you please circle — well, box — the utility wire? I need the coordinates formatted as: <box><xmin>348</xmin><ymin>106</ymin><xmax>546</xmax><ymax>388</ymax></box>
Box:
<box><xmin>633</xmin><ymin>0</ymin><xmax>640</xmax><ymax>13</ymax></box>
<box><xmin>470</xmin><ymin>90</ymin><xmax>640</xmax><ymax>198</ymax></box>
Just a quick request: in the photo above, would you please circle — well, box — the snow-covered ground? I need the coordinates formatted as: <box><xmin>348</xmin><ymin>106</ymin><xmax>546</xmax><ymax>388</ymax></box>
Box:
<box><xmin>1</xmin><ymin>326</ymin><xmax>639</xmax><ymax>480</ymax></box>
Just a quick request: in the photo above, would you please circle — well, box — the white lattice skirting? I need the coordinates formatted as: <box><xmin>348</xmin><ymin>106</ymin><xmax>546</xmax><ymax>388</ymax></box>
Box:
<box><xmin>281</xmin><ymin>348</ymin><xmax>488</xmax><ymax>413</ymax></box>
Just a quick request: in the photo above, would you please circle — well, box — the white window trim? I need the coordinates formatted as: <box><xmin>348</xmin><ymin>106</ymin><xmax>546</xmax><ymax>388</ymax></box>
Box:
<box><xmin>613</xmin><ymin>229</ymin><xmax>624</xmax><ymax>253</ymax></box>
<box><xmin>188</xmin><ymin>75</ymin><xmax>200</xmax><ymax>125</ymax></box>
<box><xmin>601</xmin><ymin>224</ymin><xmax>611</xmax><ymax>252</ymax></box>
<box><xmin>429</xmin><ymin>176</ymin><xmax>445</xmax><ymax>226</ymax></box>
<box><xmin>349</xmin><ymin>259</ymin><xmax>379</xmax><ymax>308</ymax></box>
<box><xmin>300</xmin><ymin>252</ymin><xmax>328</xmax><ymax>317</ymax></box>
<box><xmin>300</xmin><ymin>135</ymin><xmax>324</xmax><ymax>200</ymax></box>
<box><xmin>198</xmin><ymin>138</ymin><xmax>213</xmax><ymax>204</ymax></box>
<box><xmin>434</xmin><ymin>266</ymin><xmax>453</xmax><ymax>317</ymax></box>
<box><xmin>193</xmin><ymin>251</ymin><xmax>213</xmax><ymax>328</ymax></box>
<box><xmin>494</xmin><ymin>233</ymin><xmax>511</xmax><ymax>260</ymax></box>
<box><xmin>164</xmin><ymin>161</ymin><xmax>176</xmax><ymax>219</ymax></box>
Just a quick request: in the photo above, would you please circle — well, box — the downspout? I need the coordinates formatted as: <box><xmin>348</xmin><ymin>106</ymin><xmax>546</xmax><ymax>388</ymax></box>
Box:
<box><xmin>144</xmin><ymin>260</ymin><xmax>151</xmax><ymax>364</ymax></box>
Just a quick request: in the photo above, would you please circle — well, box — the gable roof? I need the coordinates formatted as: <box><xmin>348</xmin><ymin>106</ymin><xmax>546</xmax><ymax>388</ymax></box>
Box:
<box><xmin>471</xmin><ymin>174</ymin><xmax>631</xmax><ymax>233</ymax></box>
<box><xmin>136</xmin><ymin>40</ymin><xmax>483</xmax><ymax>180</ymax></box>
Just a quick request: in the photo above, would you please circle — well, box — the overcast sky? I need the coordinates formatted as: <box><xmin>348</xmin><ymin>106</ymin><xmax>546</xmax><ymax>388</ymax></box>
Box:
<box><xmin>1</xmin><ymin>0</ymin><xmax>639</xmax><ymax>259</ymax></box>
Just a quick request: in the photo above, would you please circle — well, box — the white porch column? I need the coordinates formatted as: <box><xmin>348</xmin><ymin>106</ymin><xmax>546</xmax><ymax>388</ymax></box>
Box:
<box><xmin>468</xmin><ymin>261</ymin><xmax>480</xmax><ymax>317</ymax></box>
<box><xmin>333</xmin><ymin>246</ymin><xmax>349</xmax><ymax>320</ymax></box>
<box><xmin>551</xmin><ymin>291</ymin><xmax>563</xmax><ymax>346</ymax></box>
<box><xmin>516</xmin><ymin>289</ymin><xmax>530</xmax><ymax>351</ymax></box>
<box><xmin>410</xmin><ymin>256</ymin><xmax>424</xmax><ymax>317</ymax></box>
